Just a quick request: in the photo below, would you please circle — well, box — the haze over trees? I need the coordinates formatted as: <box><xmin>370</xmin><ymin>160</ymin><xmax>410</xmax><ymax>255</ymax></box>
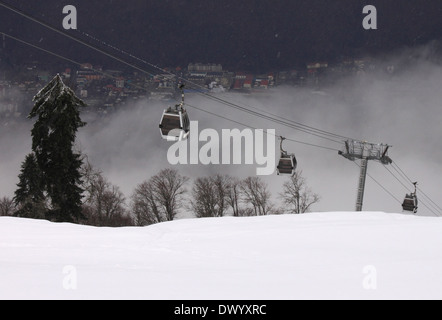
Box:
<box><xmin>4</xmin><ymin>75</ymin><xmax>321</xmax><ymax>226</ymax></box>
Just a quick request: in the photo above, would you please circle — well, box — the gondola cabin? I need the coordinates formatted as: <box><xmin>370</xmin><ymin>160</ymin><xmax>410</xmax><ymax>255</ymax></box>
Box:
<box><xmin>402</xmin><ymin>193</ymin><xmax>418</xmax><ymax>214</ymax></box>
<box><xmin>159</xmin><ymin>107</ymin><xmax>190</xmax><ymax>141</ymax></box>
<box><xmin>277</xmin><ymin>137</ymin><xmax>297</xmax><ymax>177</ymax></box>
<box><xmin>277</xmin><ymin>154</ymin><xmax>297</xmax><ymax>176</ymax></box>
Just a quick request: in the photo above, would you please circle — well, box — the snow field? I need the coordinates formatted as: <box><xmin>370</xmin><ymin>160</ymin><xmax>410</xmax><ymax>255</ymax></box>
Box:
<box><xmin>1</xmin><ymin>211</ymin><xmax>442</xmax><ymax>300</ymax></box>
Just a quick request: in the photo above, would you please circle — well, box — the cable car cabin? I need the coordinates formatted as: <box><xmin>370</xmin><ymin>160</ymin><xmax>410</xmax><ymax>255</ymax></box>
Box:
<box><xmin>159</xmin><ymin>107</ymin><xmax>190</xmax><ymax>141</ymax></box>
<box><xmin>277</xmin><ymin>154</ymin><xmax>297</xmax><ymax>177</ymax></box>
<box><xmin>402</xmin><ymin>193</ymin><xmax>418</xmax><ymax>214</ymax></box>
<box><xmin>277</xmin><ymin>137</ymin><xmax>297</xmax><ymax>177</ymax></box>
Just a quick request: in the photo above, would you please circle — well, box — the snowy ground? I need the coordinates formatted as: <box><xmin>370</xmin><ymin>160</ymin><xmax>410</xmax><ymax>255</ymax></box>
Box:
<box><xmin>1</xmin><ymin>212</ymin><xmax>442</xmax><ymax>300</ymax></box>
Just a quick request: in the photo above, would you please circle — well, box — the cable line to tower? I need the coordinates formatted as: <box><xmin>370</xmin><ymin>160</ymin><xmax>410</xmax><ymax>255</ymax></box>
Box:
<box><xmin>1</xmin><ymin>32</ymin><xmax>435</xmax><ymax>215</ymax></box>
<box><xmin>78</xmin><ymin>29</ymin><xmax>355</xmax><ymax>144</ymax></box>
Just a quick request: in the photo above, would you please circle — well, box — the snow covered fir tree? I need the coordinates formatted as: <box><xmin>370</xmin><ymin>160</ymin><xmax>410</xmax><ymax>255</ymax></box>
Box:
<box><xmin>14</xmin><ymin>74</ymin><xmax>86</xmax><ymax>223</ymax></box>
<box><xmin>13</xmin><ymin>153</ymin><xmax>45</xmax><ymax>219</ymax></box>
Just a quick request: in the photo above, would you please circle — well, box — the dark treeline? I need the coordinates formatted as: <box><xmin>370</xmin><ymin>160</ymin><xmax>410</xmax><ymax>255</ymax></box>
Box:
<box><xmin>1</xmin><ymin>166</ymin><xmax>320</xmax><ymax>227</ymax></box>
<box><xmin>0</xmin><ymin>74</ymin><xmax>320</xmax><ymax>227</ymax></box>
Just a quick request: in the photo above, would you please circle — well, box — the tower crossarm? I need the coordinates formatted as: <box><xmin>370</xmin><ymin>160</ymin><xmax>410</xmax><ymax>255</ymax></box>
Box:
<box><xmin>339</xmin><ymin>140</ymin><xmax>392</xmax><ymax>163</ymax></box>
<box><xmin>338</xmin><ymin>139</ymin><xmax>393</xmax><ymax>211</ymax></box>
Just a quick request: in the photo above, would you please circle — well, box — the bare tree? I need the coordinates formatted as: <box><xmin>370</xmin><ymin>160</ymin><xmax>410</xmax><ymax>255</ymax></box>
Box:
<box><xmin>212</xmin><ymin>174</ymin><xmax>230</xmax><ymax>217</ymax></box>
<box><xmin>191</xmin><ymin>174</ymin><xmax>230</xmax><ymax>218</ymax></box>
<box><xmin>132</xmin><ymin>181</ymin><xmax>164</xmax><ymax>226</ymax></box>
<box><xmin>240</xmin><ymin>177</ymin><xmax>273</xmax><ymax>216</ymax></box>
<box><xmin>0</xmin><ymin>197</ymin><xmax>16</xmax><ymax>216</ymax></box>
<box><xmin>191</xmin><ymin>177</ymin><xmax>217</xmax><ymax>218</ymax></box>
<box><xmin>226</xmin><ymin>177</ymin><xmax>242</xmax><ymax>217</ymax></box>
<box><xmin>81</xmin><ymin>162</ymin><xmax>130</xmax><ymax>226</ymax></box>
<box><xmin>280</xmin><ymin>170</ymin><xmax>320</xmax><ymax>214</ymax></box>
<box><xmin>131</xmin><ymin>169</ymin><xmax>189</xmax><ymax>225</ymax></box>
<box><xmin>150</xmin><ymin>169</ymin><xmax>189</xmax><ymax>221</ymax></box>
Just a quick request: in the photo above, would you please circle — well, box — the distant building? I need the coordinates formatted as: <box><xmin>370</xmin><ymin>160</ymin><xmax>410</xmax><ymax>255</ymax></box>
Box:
<box><xmin>254</xmin><ymin>78</ymin><xmax>269</xmax><ymax>89</ymax></box>
<box><xmin>232</xmin><ymin>79</ymin><xmax>243</xmax><ymax>90</ymax></box>
<box><xmin>306</xmin><ymin>62</ymin><xmax>328</xmax><ymax>85</ymax></box>
<box><xmin>76</xmin><ymin>69</ymin><xmax>104</xmax><ymax>83</ymax></box>
<box><xmin>115</xmin><ymin>77</ymin><xmax>125</xmax><ymax>89</ymax></box>
<box><xmin>307</xmin><ymin>62</ymin><xmax>328</xmax><ymax>70</ymax></box>
<box><xmin>63</xmin><ymin>68</ymin><xmax>71</xmax><ymax>79</ymax></box>
<box><xmin>0</xmin><ymin>102</ymin><xmax>18</xmax><ymax>114</ymax></box>
<box><xmin>188</xmin><ymin>63</ymin><xmax>223</xmax><ymax>73</ymax></box>
<box><xmin>232</xmin><ymin>72</ymin><xmax>245</xmax><ymax>89</ymax></box>
<box><xmin>243</xmin><ymin>75</ymin><xmax>254</xmax><ymax>89</ymax></box>
<box><xmin>80</xmin><ymin>63</ymin><xmax>93</xmax><ymax>70</ymax></box>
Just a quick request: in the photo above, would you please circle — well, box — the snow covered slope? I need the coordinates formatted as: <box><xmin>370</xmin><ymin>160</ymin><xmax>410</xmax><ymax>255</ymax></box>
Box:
<box><xmin>1</xmin><ymin>212</ymin><xmax>442</xmax><ymax>300</ymax></box>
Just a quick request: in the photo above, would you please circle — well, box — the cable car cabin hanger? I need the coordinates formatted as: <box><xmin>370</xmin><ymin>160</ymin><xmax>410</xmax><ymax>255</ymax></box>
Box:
<box><xmin>159</xmin><ymin>84</ymin><xmax>190</xmax><ymax>142</ymax></box>
<box><xmin>277</xmin><ymin>137</ymin><xmax>297</xmax><ymax>177</ymax></box>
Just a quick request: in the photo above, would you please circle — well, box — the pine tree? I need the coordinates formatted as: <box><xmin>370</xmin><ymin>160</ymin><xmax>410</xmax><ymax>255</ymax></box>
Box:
<box><xmin>28</xmin><ymin>74</ymin><xmax>86</xmax><ymax>222</ymax></box>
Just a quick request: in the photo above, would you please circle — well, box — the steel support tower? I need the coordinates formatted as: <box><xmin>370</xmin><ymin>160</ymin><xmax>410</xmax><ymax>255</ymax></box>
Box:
<box><xmin>339</xmin><ymin>140</ymin><xmax>392</xmax><ymax>211</ymax></box>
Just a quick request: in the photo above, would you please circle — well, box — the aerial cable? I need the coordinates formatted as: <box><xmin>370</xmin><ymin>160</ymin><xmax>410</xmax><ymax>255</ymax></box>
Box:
<box><xmin>3</xmin><ymin>1</ymin><xmax>439</xmax><ymax>215</ymax></box>
<box><xmin>390</xmin><ymin>162</ymin><xmax>414</xmax><ymax>188</ymax></box>
<box><xmin>384</xmin><ymin>164</ymin><xmax>439</xmax><ymax>215</ymax></box>
<box><xmin>221</xmin><ymin>92</ymin><xmax>354</xmax><ymax>141</ymax></box>
<box><xmin>84</xmin><ymin>28</ymin><xmax>347</xmax><ymax>143</ymax></box>
<box><xmin>0</xmin><ymin>31</ymin><xmax>339</xmax><ymax>153</ymax></box>
<box><xmin>0</xmin><ymin>1</ymin><xmax>157</xmax><ymax>79</ymax></box>
<box><xmin>392</xmin><ymin>161</ymin><xmax>442</xmax><ymax>213</ymax></box>
<box><xmin>190</xmin><ymin>92</ymin><xmax>345</xmax><ymax>144</ymax></box>
<box><xmin>79</xmin><ymin>29</ymin><xmax>355</xmax><ymax>144</ymax></box>
<box><xmin>382</xmin><ymin>164</ymin><xmax>441</xmax><ymax>216</ymax></box>
<box><xmin>0</xmin><ymin>32</ymin><xmax>127</xmax><ymax>85</ymax></box>
<box><xmin>1</xmin><ymin>1</ymin><xmax>434</xmax><ymax>175</ymax></box>
<box><xmin>393</xmin><ymin>161</ymin><xmax>442</xmax><ymax>212</ymax></box>
<box><xmin>383</xmin><ymin>164</ymin><xmax>412</xmax><ymax>192</ymax></box>
<box><xmin>0</xmin><ymin>0</ymin><xmax>361</xmax><ymax>146</ymax></box>
<box><xmin>4</xmin><ymin>2</ymin><xmax>437</xmax><ymax>214</ymax></box>
<box><xmin>351</xmin><ymin>161</ymin><xmax>402</xmax><ymax>205</ymax></box>
<box><xmin>416</xmin><ymin>186</ymin><xmax>442</xmax><ymax>214</ymax></box>
<box><xmin>185</xmin><ymin>104</ymin><xmax>340</xmax><ymax>151</ymax></box>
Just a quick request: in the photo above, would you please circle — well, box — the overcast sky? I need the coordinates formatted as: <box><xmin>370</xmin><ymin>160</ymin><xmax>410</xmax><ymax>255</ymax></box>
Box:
<box><xmin>1</xmin><ymin>0</ymin><xmax>442</xmax><ymax>71</ymax></box>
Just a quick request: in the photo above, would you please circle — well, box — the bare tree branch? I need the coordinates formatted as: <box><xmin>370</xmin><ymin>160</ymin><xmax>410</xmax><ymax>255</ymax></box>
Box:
<box><xmin>240</xmin><ymin>177</ymin><xmax>273</xmax><ymax>216</ymax></box>
<box><xmin>0</xmin><ymin>197</ymin><xmax>16</xmax><ymax>216</ymax></box>
<box><xmin>280</xmin><ymin>171</ymin><xmax>320</xmax><ymax>214</ymax></box>
<box><xmin>131</xmin><ymin>169</ymin><xmax>189</xmax><ymax>225</ymax></box>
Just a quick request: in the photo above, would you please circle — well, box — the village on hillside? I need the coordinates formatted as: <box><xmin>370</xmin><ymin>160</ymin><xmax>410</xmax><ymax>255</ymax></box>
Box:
<box><xmin>0</xmin><ymin>57</ymin><xmax>387</xmax><ymax>122</ymax></box>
